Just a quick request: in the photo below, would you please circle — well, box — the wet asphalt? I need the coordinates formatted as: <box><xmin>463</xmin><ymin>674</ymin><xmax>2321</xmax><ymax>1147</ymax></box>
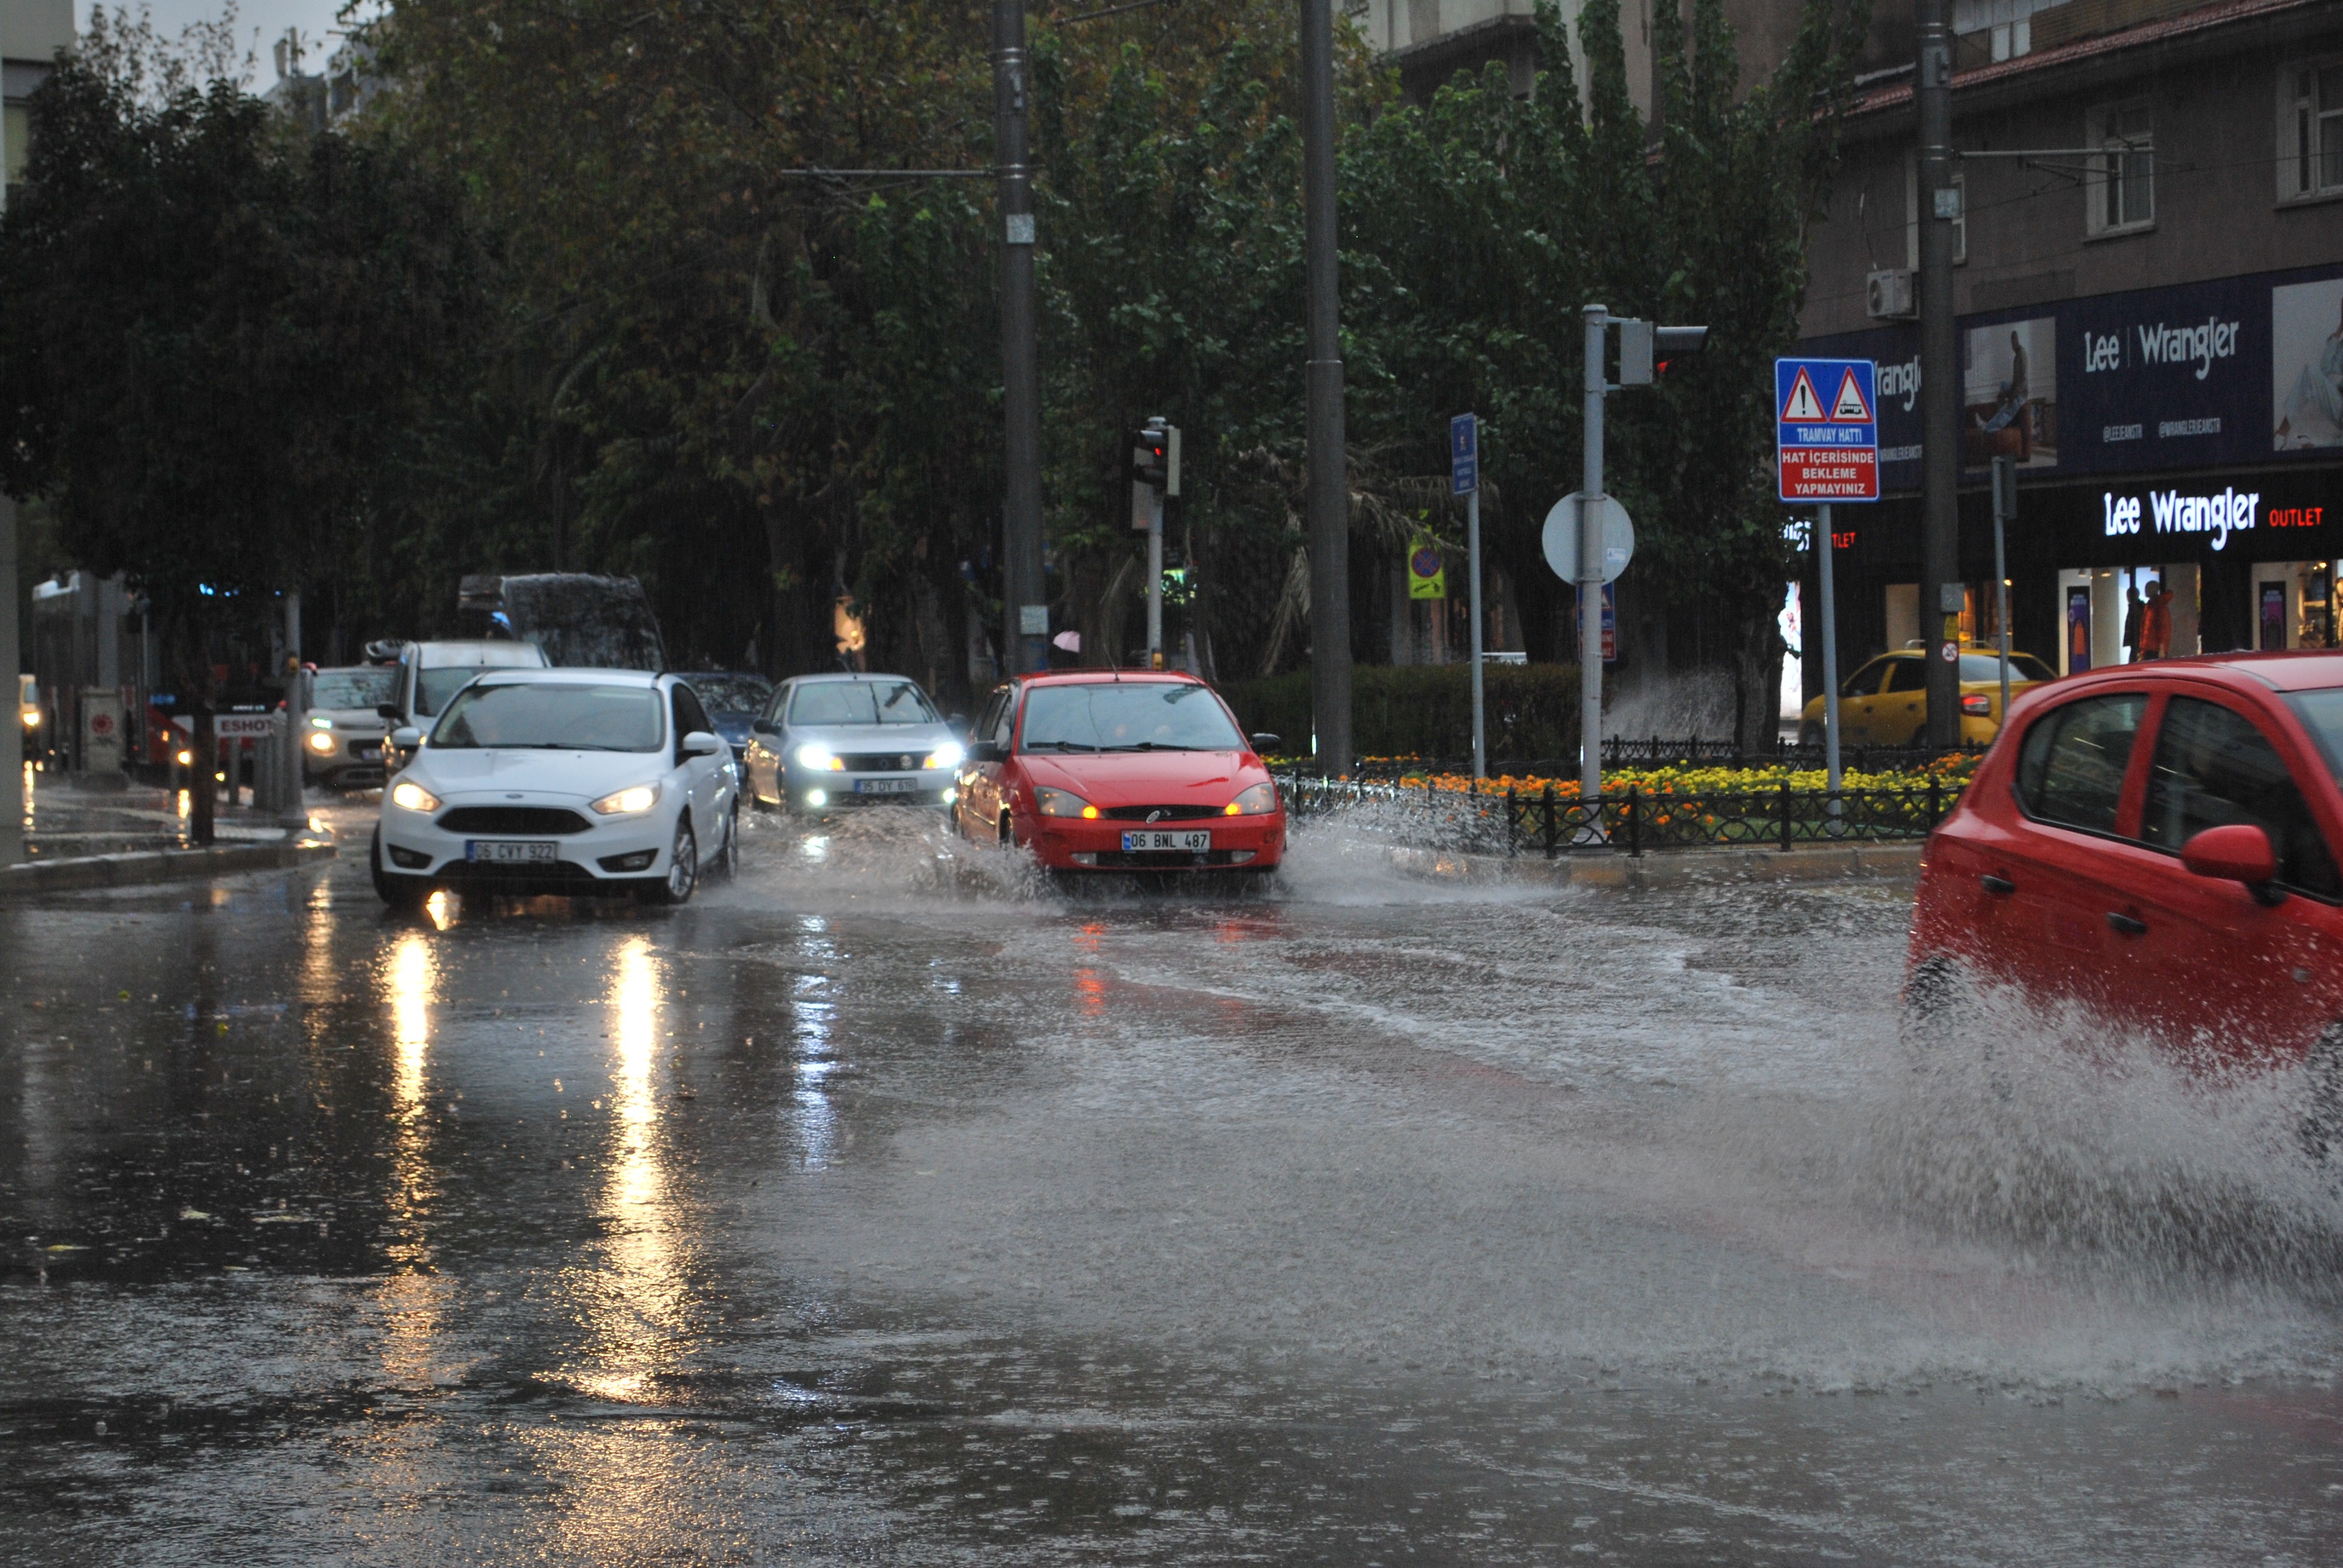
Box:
<box><xmin>4</xmin><ymin>800</ymin><xmax>2342</xmax><ymax>1565</ymax></box>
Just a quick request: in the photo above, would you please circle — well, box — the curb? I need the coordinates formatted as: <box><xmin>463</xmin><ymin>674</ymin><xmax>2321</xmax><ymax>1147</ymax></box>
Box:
<box><xmin>0</xmin><ymin>840</ymin><xmax>338</xmax><ymax>896</ymax></box>
<box><xmin>1386</xmin><ymin>840</ymin><xmax>1924</xmax><ymax>889</ymax></box>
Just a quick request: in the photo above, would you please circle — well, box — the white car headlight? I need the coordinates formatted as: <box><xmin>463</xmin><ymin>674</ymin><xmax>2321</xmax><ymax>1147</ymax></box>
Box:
<box><xmin>307</xmin><ymin>731</ymin><xmax>337</xmax><ymax>754</ymax></box>
<box><xmin>591</xmin><ymin>783</ymin><xmax>662</xmax><ymax>815</ymax></box>
<box><xmin>923</xmin><ymin>740</ymin><xmax>965</xmax><ymax>771</ymax></box>
<box><xmin>796</xmin><ymin>743</ymin><xmax>842</xmax><ymax>771</ymax></box>
<box><xmin>1034</xmin><ymin>786</ymin><xmax>1097</xmax><ymax>820</ymax></box>
<box><xmin>389</xmin><ymin>781</ymin><xmax>441</xmax><ymax>812</ymax></box>
<box><xmin>309</xmin><ymin>715</ymin><xmax>333</xmax><ymax>729</ymax></box>
<box><xmin>1226</xmin><ymin>782</ymin><xmax>1279</xmax><ymax>816</ymax></box>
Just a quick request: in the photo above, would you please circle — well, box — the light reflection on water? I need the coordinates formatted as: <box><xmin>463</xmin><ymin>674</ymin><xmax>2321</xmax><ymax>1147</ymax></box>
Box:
<box><xmin>792</xmin><ymin>916</ymin><xmax>839</xmax><ymax>1169</ymax></box>
<box><xmin>573</xmin><ymin>934</ymin><xmax>687</xmax><ymax>1404</ymax></box>
<box><xmin>377</xmin><ymin>930</ymin><xmax>445</xmax><ymax>1384</ymax></box>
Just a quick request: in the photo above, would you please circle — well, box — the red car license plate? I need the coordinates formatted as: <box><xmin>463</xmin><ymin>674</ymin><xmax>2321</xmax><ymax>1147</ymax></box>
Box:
<box><xmin>1121</xmin><ymin>830</ymin><xmax>1210</xmax><ymax>852</ymax></box>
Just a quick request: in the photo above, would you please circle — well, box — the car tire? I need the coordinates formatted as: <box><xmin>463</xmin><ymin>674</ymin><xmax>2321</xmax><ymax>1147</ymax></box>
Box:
<box><xmin>1899</xmin><ymin>953</ymin><xmax>1965</xmax><ymax>1048</ymax></box>
<box><xmin>370</xmin><ymin>827</ymin><xmax>429</xmax><ymax>912</ymax></box>
<box><xmin>2299</xmin><ymin>1023</ymin><xmax>2343</xmax><ymax>1167</ymax></box>
<box><xmin>710</xmin><ymin>797</ymin><xmax>741</xmax><ymax>881</ymax></box>
<box><xmin>639</xmin><ymin>817</ymin><xmax>698</xmax><ymax>906</ymax></box>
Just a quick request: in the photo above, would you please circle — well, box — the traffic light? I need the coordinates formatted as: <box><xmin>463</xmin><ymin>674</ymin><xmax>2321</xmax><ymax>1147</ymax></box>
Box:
<box><xmin>1132</xmin><ymin>425</ymin><xmax>1169</xmax><ymax>490</ymax></box>
<box><xmin>1614</xmin><ymin>320</ymin><xmax>1709</xmax><ymax>386</ymax></box>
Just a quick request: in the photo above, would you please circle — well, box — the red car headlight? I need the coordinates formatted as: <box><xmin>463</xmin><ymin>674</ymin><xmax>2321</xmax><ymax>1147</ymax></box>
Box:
<box><xmin>1225</xmin><ymin>782</ymin><xmax>1279</xmax><ymax>815</ymax></box>
<box><xmin>1034</xmin><ymin>786</ymin><xmax>1098</xmax><ymax>819</ymax></box>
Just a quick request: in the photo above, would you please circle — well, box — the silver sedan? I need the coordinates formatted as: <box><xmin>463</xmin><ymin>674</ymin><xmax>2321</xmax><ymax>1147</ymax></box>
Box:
<box><xmin>741</xmin><ymin>673</ymin><xmax>963</xmax><ymax>814</ymax></box>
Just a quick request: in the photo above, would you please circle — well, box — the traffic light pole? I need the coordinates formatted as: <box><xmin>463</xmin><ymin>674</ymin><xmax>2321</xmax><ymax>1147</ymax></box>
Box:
<box><xmin>1918</xmin><ymin>0</ymin><xmax>1962</xmax><ymax>747</ymax></box>
<box><xmin>1300</xmin><ymin>0</ymin><xmax>1351</xmax><ymax>774</ymax></box>
<box><xmin>1145</xmin><ymin>486</ymin><xmax>1164</xmax><ymax>670</ymax></box>
<box><xmin>1579</xmin><ymin>305</ymin><xmax>1608</xmax><ymax>820</ymax></box>
<box><xmin>994</xmin><ymin>0</ymin><xmax>1047</xmax><ymax>676</ymax></box>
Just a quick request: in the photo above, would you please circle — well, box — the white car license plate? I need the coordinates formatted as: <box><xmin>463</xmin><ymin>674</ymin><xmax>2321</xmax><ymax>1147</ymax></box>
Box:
<box><xmin>1122</xmin><ymin>830</ymin><xmax>1211</xmax><ymax>852</ymax></box>
<box><xmin>466</xmin><ymin>840</ymin><xmax>558</xmax><ymax>864</ymax></box>
<box><xmin>855</xmin><ymin>777</ymin><xmax>920</xmax><ymax>795</ymax></box>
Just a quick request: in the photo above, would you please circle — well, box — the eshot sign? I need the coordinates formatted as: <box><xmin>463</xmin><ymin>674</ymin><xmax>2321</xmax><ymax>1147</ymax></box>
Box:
<box><xmin>1776</xmin><ymin>358</ymin><xmax>1879</xmax><ymax>502</ymax></box>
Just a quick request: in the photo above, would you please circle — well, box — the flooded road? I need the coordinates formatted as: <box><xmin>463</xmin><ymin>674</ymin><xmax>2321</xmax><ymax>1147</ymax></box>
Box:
<box><xmin>5</xmin><ymin>806</ymin><xmax>2342</xmax><ymax>1564</ymax></box>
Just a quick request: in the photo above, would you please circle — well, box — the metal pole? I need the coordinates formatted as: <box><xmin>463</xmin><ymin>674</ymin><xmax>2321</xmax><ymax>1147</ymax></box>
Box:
<box><xmin>1992</xmin><ymin>456</ymin><xmax>2013</xmax><ymax>728</ymax></box>
<box><xmin>1818</xmin><ymin>505</ymin><xmax>1843</xmax><ymax>831</ymax></box>
<box><xmin>1917</xmin><ymin>0</ymin><xmax>1962</xmax><ymax>749</ymax></box>
<box><xmin>1300</xmin><ymin>0</ymin><xmax>1352</xmax><ymax>775</ymax></box>
<box><xmin>1467</xmin><ymin>485</ymin><xmax>1485</xmax><ymax>781</ymax></box>
<box><xmin>1579</xmin><ymin>304</ymin><xmax>1607</xmax><ymax>827</ymax></box>
<box><xmin>994</xmin><ymin>0</ymin><xmax>1047</xmax><ymax>676</ymax></box>
<box><xmin>1147</xmin><ymin>488</ymin><xmax>1164</xmax><ymax>670</ymax></box>
<box><xmin>280</xmin><ymin>589</ymin><xmax>306</xmax><ymax>828</ymax></box>
<box><xmin>0</xmin><ymin>494</ymin><xmax>19</xmax><ymax>866</ymax></box>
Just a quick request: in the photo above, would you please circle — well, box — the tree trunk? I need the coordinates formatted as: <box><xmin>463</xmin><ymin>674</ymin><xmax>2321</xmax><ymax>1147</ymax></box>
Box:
<box><xmin>1731</xmin><ymin>590</ymin><xmax>1784</xmax><ymax>755</ymax></box>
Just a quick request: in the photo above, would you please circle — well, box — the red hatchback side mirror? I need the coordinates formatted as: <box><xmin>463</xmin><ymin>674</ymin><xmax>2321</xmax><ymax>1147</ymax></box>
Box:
<box><xmin>2181</xmin><ymin>823</ymin><xmax>2281</xmax><ymax>899</ymax></box>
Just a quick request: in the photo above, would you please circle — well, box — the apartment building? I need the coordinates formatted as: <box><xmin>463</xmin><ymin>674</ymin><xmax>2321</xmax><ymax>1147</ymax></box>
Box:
<box><xmin>1797</xmin><ymin>0</ymin><xmax>2343</xmax><ymax>681</ymax></box>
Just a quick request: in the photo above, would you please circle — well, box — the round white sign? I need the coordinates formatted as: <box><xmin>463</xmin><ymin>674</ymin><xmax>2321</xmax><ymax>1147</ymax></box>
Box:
<box><xmin>1541</xmin><ymin>494</ymin><xmax>1636</xmax><ymax>584</ymax></box>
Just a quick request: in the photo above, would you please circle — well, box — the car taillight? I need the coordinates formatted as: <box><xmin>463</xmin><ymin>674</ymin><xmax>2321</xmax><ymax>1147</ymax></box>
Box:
<box><xmin>1961</xmin><ymin>693</ymin><xmax>1992</xmax><ymax>716</ymax></box>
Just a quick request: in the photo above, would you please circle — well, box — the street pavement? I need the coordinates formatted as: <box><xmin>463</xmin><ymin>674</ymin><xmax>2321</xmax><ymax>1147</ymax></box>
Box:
<box><xmin>4</xmin><ymin>800</ymin><xmax>2341</xmax><ymax>1564</ymax></box>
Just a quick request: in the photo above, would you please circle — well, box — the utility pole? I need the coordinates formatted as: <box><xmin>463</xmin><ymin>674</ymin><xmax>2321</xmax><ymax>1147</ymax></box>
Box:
<box><xmin>280</xmin><ymin>589</ymin><xmax>307</xmax><ymax>829</ymax></box>
<box><xmin>0</xmin><ymin>494</ymin><xmax>20</xmax><ymax>867</ymax></box>
<box><xmin>994</xmin><ymin>0</ymin><xmax>1047</xmax><ymax>676</ymax></box>
<box><xmin>1916</xmin><ymin>0</ymin><xmax>1962</xmax><ymax>748</ymax></box>
<box><xmin>1299</xmin><ymin>0</ymin><xmax>1351</xmax><ymax>774</ymax></box>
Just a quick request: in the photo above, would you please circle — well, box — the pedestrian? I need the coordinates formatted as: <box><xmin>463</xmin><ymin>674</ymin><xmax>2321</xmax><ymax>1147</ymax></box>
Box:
<box><xmin>2140</xmin><ymin>583</ymin><xmax>2172</xmax><ymax>661</ymax></box>
<box><xmin>2122</xmin><ymin>584</ymin><xmax>2144</xmax><ymax>662</ymax></box>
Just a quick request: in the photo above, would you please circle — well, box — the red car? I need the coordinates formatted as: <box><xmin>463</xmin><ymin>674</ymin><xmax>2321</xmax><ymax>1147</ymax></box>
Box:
<box><xmin>952</xmin><ymin>671</ymin><xmax>1286</xmax><ymax>873</ymax></box>
<box><xmin>1909</xmin><ymin>651</ymin><xmax>2343</xmax><ymax>1104</ymax></box>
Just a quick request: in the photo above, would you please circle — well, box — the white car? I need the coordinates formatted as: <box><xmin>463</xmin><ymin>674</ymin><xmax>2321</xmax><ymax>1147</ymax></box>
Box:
<box><xmin>369</xmin><ymin>668</ymin><xmax>739</xmax><ymax>907</ymax></box>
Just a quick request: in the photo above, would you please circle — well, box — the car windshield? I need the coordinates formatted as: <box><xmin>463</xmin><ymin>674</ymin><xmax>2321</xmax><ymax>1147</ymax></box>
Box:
<box><xmin>418</xmin><ymin>667</ymin><xmax>486</xmax><ymax>716</ymax></box>
<box><xmin>309</xmin><ymin>668</ymin><xmax>395</xmax><ymax>711</ymax></box>
<box><xmin>789</xmin><ymin>680</ymin><xmax>937</xmax><ymax>727</ymax></box>
<box><xmin>684</xmin><ymin>675</ymin><xmax>772</xmax><ymax>716</ymax></box>
<box><xmin>1018</xmin><ymin>682</ymin><xmax>1243</xmax><ymax>753</ymax></box>
<box><xmin>1959</xmin><ymin>653</ymin><xmax>2056</xmax><ymax>683</ymax></box>
<box><xmin>430</xmin><ymin>682</ymin><xmax>665</xmax><ymax>751</ymax></box>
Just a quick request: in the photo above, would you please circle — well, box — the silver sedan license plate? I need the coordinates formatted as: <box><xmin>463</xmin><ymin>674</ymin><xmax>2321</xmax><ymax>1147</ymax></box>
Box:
<box><xmin>466</xmin><ymin>840</ymin><xmax>558</xmax><ymax>864</ymax></box>
<box><xmin>855</xmin><ymin>777</ymin><xmax>920</xmax><ymax>795</ymax></box>
<box><xmin>1122</xmin><ymin>830</ymin><xmax>1211</xmax><ymax>852</ymax></box>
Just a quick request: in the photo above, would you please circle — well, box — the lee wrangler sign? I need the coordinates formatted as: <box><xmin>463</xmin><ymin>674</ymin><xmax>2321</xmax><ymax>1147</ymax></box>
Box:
<box><xmin>1776</xmin><ymin>358</ymin><xmax>1879</xmax><ymax>501</ymax></box>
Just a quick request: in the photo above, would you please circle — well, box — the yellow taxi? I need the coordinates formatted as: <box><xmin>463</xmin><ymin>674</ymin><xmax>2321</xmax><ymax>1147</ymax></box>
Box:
<box><xmin>1798</xmin><ymin>645</ymin><xmax>2057</xmax><ymax>746</ymax></box>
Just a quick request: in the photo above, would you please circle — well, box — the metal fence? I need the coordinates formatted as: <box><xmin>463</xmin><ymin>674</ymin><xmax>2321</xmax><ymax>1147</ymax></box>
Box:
<box><xmin>1339</xmin><ymin>738</ymin><xmax>1987</xmax><ymax>780</ymax></box>
<box><xmin>1275</xmin><ymin>772</ymin><xmax>1958</xmax><ymax>858</ymax></box>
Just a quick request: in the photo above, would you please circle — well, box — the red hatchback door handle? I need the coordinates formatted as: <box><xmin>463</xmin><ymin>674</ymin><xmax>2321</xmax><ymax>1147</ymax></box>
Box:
<box><xmin>2106</xmin><ymin>912</ymin><xmax>2148</xmax><ymax>936</ymax></box>
<box><xmin>1981</xmin><ymin>874</ymin><xmax>2016</xmax><ymax>895</ymax></box>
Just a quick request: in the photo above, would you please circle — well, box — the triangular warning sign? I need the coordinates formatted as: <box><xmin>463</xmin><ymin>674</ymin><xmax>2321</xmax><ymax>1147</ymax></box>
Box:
<box><xmin>1830</xmin><ymin>368</ymin><xmax>1874</xmax><ymax>423</ymax></box>
<box><xmin>1781</xmin><ymin>367</ymin><xmax>1826</xmax><ymax>423</ymax></box>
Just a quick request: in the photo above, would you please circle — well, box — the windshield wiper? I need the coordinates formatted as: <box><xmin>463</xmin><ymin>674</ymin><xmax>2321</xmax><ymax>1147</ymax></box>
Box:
<box><xmin>1101</xmin><ymin>742</ymin><xmax>1204</xmax><ymax>752</ymax></box>
<box><xmin>1023</xmin><ymin>739</ymin><xmax>1101</xmax><ymax>752</ymax></box>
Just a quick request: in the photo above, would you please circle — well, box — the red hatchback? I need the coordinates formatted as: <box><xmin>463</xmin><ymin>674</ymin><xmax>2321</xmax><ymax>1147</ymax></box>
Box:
<box><xmin>1910</xmin><ymin>652</ymin><xmax>2343</xmax><ymax>1086</ymax></box>
<box><xmin>952</xmin><ymin>672</ymin><xmax>1286</xmax><ymax>873</ymax></box>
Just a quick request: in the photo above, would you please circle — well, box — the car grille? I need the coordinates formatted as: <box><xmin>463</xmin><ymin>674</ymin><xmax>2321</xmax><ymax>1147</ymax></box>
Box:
<box><xmin>1103</xmin><ymin>804</ymin><xmax>1223</xmax><ymax>822</ymax></box>
<box><xmin>839</xmin><ymin>752</ymin><xmax>922</xmax><ymax>773</ymax></box>
<box><xmin>436</xmin><ymin>806</ymin><xmax>592</xmax><ymax>835</ymax></box>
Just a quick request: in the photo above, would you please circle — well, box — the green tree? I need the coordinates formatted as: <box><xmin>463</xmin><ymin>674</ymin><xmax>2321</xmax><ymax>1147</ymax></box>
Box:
<box><xmin>0</xmin><ymin>11</ymin><xmax>483</xmax><ymax>837</ymax></box>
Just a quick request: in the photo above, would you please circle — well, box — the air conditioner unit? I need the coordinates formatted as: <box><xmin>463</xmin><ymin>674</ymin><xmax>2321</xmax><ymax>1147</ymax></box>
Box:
<box><xmin>1867</xmin><ymin>267</ymin><xmax>1916</xmax><ymax>321</ymax></box>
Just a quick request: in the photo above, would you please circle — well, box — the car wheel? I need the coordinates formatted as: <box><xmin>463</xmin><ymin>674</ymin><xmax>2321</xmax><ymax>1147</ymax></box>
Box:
<box><xmin>2299</xmin><ymin>1023</ymin><xmax>2343</xmax><ymax>1167</ymax></box>
<box><xmin>1899</xmin><ymin>954</ymin><xmax>1965</xmax><ymax>1047</ymax></box>
<box><xmin>370</xmin><ymin>827</ymin><xmax>428</xmax><ymax>912</ymax></box>
<box><xmin>710</xmin><ymin>797</ymin><xmax>742</xmax><ymax>881</ymax></box>
<box><xmin>640</xmin><ymin>817</ymin><xmax>698</xmax><ymax>906</ymax></box>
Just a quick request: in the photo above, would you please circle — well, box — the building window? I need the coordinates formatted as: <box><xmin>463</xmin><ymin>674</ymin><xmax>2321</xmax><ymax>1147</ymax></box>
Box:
<box><xmin>3</xmin><ymin>102</ymin><xmax>28</xmax><ymax>197</ymax></box>
<box><xmin>2281</xmin><ymin>62</ymin><xmax>2343</xmax><ymax>199</ymax></box>
<box><xmin>2086</xmin><ymin>102</ymin><xmax>2154</xmax><ymax>235</ymax></box>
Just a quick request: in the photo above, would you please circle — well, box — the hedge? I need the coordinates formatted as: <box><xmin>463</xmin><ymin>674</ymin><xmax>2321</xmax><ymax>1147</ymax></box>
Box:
<box><xmin>1216</xmin><ymin>662</ymin><xmax>1581</xmax><ymax>762</ymax></box>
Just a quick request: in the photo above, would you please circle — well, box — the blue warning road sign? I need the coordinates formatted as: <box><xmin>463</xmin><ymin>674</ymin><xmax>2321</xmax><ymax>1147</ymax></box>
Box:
<box><xmin>1775</xmin><ymin>358</ymin><xmax>1879</xmax><ymax>503</ymax></box>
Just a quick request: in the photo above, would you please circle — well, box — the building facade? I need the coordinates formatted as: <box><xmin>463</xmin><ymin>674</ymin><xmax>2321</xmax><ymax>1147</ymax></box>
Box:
<box><xmin>1797</xmin><ymin>0</ymin><xmax>2343</xmax><ymax>688</ymax></box>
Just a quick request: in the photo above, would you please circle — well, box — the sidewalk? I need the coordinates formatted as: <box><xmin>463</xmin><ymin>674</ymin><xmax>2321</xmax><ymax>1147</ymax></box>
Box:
<box><xmin>1386</xmin><ymin>839</ymin><xmax>1924</xmax><ymax>890</ymax></box>
<box><xmin>2</xmin><ymin>771</ymin><xmax>336</xmax><ymax>894</ymax></box>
